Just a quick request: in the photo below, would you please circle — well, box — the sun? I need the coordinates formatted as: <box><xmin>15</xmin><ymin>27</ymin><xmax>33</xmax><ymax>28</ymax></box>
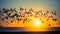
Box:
<box><xmin>33</xmin><ymin>18</ymin><xmax>42</xmax><ymax>27</ymax></box>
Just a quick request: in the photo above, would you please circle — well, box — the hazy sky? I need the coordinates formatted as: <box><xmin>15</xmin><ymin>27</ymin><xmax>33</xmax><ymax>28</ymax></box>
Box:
<box><xmin>0</xmin><ymin>0</ymin><xmax>60</xmax><ymax>27</ymax></box>
<box><xmin>0</xmin><ymin>0</ymin><xmax>60</xmax><ymax>18</ymax></box>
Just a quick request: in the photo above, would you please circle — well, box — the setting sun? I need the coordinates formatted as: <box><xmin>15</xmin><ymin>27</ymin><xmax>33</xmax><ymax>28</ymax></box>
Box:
<box><xmin>33</xmin><ymin>18</ymin><xmax>42</xmax><ymax>27</ymax></box>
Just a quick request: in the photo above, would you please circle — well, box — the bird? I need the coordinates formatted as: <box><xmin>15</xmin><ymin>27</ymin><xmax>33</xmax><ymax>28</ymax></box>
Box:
<box><xmin>51</xmin><ymin>11</ymin><xmax>56</xmax><ymax>15</ymax></box>
<box><xmin>42</xmin><ymin>21</ymin><xmax>44</xmax><ymax>23</ymax></box>
<box><xmin>47</xmin><ymin>16</ymin><xmax>54</xmax><ymax>21</ymax></box>
<box><xmin>10</xmin><ymin>8</ymin><xmax>13</xmax><ymax>11</ymax></box>
<box><xmin>59</xmin><ymin>23</ymin><xmax>60</xmax><ymax>25</ymax></box>
<box><xmin>1</xmin><ymin>18</ymin><xmax>4</xmax><ymax>20</ymax></box>
<box><xmin>5</xmin><ymin>16</ymin><xmax>8</xmax><ymax>20</ymax></box>
<box><xmin>43</xmin><ymin>13</ymin><xmax>46</xmax><ymax>16</ymax></box>
<box><xmin>48</xmin><ymin>24</ymin><xmax>51</xmax><ymax>26</ymax></box>
<box><xmin>46</xmin><ymin>10</ymin><xmax>49</xmax><ymax>14</ymax></box>
<box><xmin>11</xmin><ymin>20</ymin><xmax>13</xmax><ymax>23</ymax></box>
<box><xmin>20</xmin><ymin>7</ymin><xmax>23</xmax><ymax>11</ymax></box>
<box><xmin>52</xmin><ymin>18</ymin><xmax>57</xmax><ymax>21</ymax></box>
<box><xmin>54</xmin><ymin>11</ymin><xmax>56</xmax><ymax>15</ymax></box>
<box><xmin>29</xmin><ymin>8</ymin><xmax>34</xmax><ymax>12</ymax></box>
<box><xmin>23</xmin><ymin>18</ymin><xmax>27</xmax><ymax>23</ymax></box>
<box><xmin>2</xmin><ymin>8</ymin><xmax>6</xmax><ymax>12</ymax></box>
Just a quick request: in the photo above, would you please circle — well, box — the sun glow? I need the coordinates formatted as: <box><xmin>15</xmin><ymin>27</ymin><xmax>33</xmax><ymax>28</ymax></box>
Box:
<box><xmin>33</xmin><ymin>18</ymin><xmax>42</xmax><ymax>27</ymax></box>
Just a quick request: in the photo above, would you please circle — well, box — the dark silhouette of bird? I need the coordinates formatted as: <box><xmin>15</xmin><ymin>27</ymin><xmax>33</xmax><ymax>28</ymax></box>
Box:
<box><xmin>43</xmin><ymin>13</ymin><xmax>46</xmax><ymax>16</ymax></box>
<box><xmin>5</xmin><ymin>16</ymin><xmax>8</xmax><ymax>20</ymax></box>
<box><xmin>49</xmin><ymin>16</ymin><xmax>54</xmax><ymax>18</ymax></box>
<box><xmin>51</xmin><ymin>11</ymin><xmax>56</xmax><ymax>15</ymax></box>
<box><xmin>54</xmin><ymin>11</ymin><xmax>56</xmax><ymax>15</ymax></box>
<box><xmin>59</xmin><ymin>23</ymin><xmax>60</xmax><ymax>25</ymax></box>
<box><xmin>42</xmin><ymin>21</ymin><xmax>44</xmax><ymax>23</ymax></box>
<box><xmin>52</xmin><ymin>18</ymin><xmax>57</xmax><ymax>21</ymax></box>
<box><xmin>11</xmin><ymin>20</ymin><xmax>13</xmax><ymax>23</ymax></box>
<box><xmin>14</xmin><ymin>13</ymin><xmax>19</xmax><ymax>18</ymax></box>
<box><xmin>47</xmin><ymin>16</ymin><xmax>54</xmax><ymax>21</ymax></box>
<box><xmin>48</xmin><ymin>24</ymin><xmax>51</xmax><ymax>26</ymax></box>
<box><xmin>1</xmin><ymin>18</ymin><xmax>4</xmax><ymax>20</ymax></box>
<box><xmin>23</xmin><ymin>18</ymin><xmax>27</xmax><ymax>23</ymax></box>
<box><xmin>20</xmin><ymin>7</ymin><xmax>23</xmax><ymax>11</ymax></box>
<box><xmin>2</xmin><ymin>8</ymin><xmax>6</xmax><ymax>11</ymax></box>
<box><xmin>46</xmin><ymin>10</ymin><xmax>49</xmax><ymax>14</ymax></box>
<box><xmin>13</xmin><ymin>8</ymin><xmax>17</xmax><ymax>12</ymax></box>
<box><xmin>3</xmin><ymin>9</ymin><xmax>9</xmax><ymax>13</ymax></box>
<box><xmin>29</xmin><ymin>8</ymin><xmax>34</xmax><ymax>12</ymax></box>
<box><xmin>10</xmin><ymin>8</ymin><xmax>13</xmax><ymax>11</ymax></box>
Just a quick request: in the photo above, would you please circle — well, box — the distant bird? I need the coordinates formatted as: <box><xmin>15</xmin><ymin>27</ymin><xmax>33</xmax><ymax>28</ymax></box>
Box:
<box><xmin>23</xmin><ymin>18</ymin><xmax>27</xmax><ymax>23</ymax></box>
<box><xmin>40</xmin><ymin>13</ymin><xmax>43</xmax><ymax>17</ymax></box>
<box><xmin>2</xmin><ymin>8</ymin><xmax>6</xmax><ymax>11</ymax></box>
<box><xmin>17</xmin><ymin>18</ymin><xmax>20</xmax><ymax>21</ymax></box>
<box><xmin>52</xmin><ymin>18</ymin><xmax>57</xmax><ymax>21</ymax></box>
<box><xmin>35</xmin><ymin>11</ymin><xmax>39</xmax><ymax>15</ymax></box>
<box><xmin>47</xmin><ymin>18</ymin><xmax>49</xmax><ymax>21</ymax></box>
<box><xmin>1</xmin><ymin>18</ymin><xmax>4</xmax><ymax>20</ymax></box>
<box><xmin>14</xmin><ymin>13</ymin><xmax>19</xmax><ymax>18</ymax></box>
<box><xmin>44</xmin><ymin>13</ymin><xmax>46</xmax><ymax>16</ymax></box>
<box><xmin>48</xmin><ymin>24</ymin><xmax>51</xmax><ymax>26</ymax></box>
<box><xmin>51</xmin><ymin>11</ymin><xmax>56</xmax><ymax>15</ymax></box>
<box><xmin>11</xmin><ymin>20</ymin><xmax>13</xmax><ymax>23</ymax></box>
<box><xmin>25</xmin><ymin>8</ymin><xmax>26</xmax><ymax>11</ymax></box>
<box><xmin>42</xmin><ymin>21</ymin><xmax>44</xmax><ymax>23</ymax></box>
<box><xmin>29</xmin><ymin>8</ymin><xmax>33</xmax><ymax>12</ymax></box>
<box><xmin>3</xmin><ymin>9</ymin><xmax>9</xmax><ymax>13</ymax></box>
<box><xmin>17</xmin><ymin>18</ymin><xmax>22</xmax><ymax>21</ymax></box>
<box><xmin>39</xmin><ymin>11</ymin><xmax>42</xmax><ymax>12</ymax></box>
<box><xmin>54</xmin><ymin>11</ymin><xmax>56</xmax><ymax>15</ymax></box>
<box><xmin>10</xmin><ymin>8</ymin><xmax>13</xmax><ymax>11</ymax></box>
<box><xmin>13</xmin><ymin>8</ymin><xmax>17</xmax><ymax>12</ymax></box>
<box><xmin>49</xmin><ymin>16</ymin><xmax>54</xmax><ymax>18</ymax></box>
<box><xmin>47</xmin><ymin>16</ymin><xmax>54</xmax><ymax>21</ymax></box>
<box><xmin>59</xmin><ymin>23</ymin><xmax>60</xmax><ymax>25</ymax></box>
<box><xmin>5</xmin><ymin>16</ymin><xmax>8</xmax><ymax>20</ymax></box>
<box><xmin>10</xmin><ymin>15</ymin><xmax>14</xmax><ymax>19</ymax></box>
<box><xmin>46</xmin><ymin>10</ymin><xmax>49</xmax><ymax>14</ymax></box>
<box><xmin>20</xmin><ymin>7</ymin><xmax>23</xmax><ymax>11</ymax></box>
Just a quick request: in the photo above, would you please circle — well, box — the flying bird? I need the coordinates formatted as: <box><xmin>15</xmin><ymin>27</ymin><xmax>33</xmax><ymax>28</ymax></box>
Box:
<box><xmin>20</xmin><ymin>7</ymin><xmax>23</xmax><ymax>11</ymax></box>
<box><xmin>52</xmin><ymin>18</ymin><xmax>57</xmax><ymax>21</ymax></box>
<box><xmin>48</xmin><ymin>24</ymin><xmax>51</xmax><ymax>26</ymax></box>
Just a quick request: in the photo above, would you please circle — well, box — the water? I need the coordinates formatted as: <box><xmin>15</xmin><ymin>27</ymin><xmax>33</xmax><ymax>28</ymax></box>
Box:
<box><xmin>0</xmin><ymin>27</ymin><xmax>60</xmax><ymax>32</ymax></box>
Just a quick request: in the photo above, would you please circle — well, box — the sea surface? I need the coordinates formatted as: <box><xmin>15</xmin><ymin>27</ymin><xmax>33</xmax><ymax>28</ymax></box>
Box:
<box><xmin>0</xmin><ymin>27</ymin><xmax>60</xmax><ymax>32</ymax></box>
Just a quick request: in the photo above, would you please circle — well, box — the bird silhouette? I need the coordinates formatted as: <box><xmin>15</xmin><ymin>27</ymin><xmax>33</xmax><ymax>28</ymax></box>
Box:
<box><xmin>11</xmin><ymin>20</ymin><xmax>13</xmax><ymax>23</ymax></box>
<box><xmin>52</xmin><ymin>18</ymin><xmax>57</xmax><ymax>21</ymax></box>
<box><xmin>20</xmin><ymin>7</ymin><xmax>23</xmax><ymax>11</ymax></box>
<box><xmin>48</xmin><ymin>24</ymin><xmax>51</xmax><ymax>26</ymax></box>
<box><xmin>51</xmin><ymin>11</ymin><xmax>56</xmax><ymax>15</ymax></box>
<box><xmin>46</xmin><ymin>10</ymin><xmax>49</xmax><ymax>14</ymax></box>
<box><xmin>23</xmin><ymin>18</ymin><xmax>27</xmax><ymax>23</ymax></box>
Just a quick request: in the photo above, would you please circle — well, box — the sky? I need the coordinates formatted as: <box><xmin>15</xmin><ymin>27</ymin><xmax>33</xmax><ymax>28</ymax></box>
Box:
<box><xmin>0</xmin><ymin>0</ymin><xmax>60</xmax><ymax>27</ymax></box>
<box><xmin>0</xmin><ymin>0</ymin><xmax>60</xmax><ymax>18</ymax></box>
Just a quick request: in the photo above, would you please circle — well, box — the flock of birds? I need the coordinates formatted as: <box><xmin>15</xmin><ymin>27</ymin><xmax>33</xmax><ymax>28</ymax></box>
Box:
<box><xmin>0</xmin><ymin>7</ymin><xmax>60</xmax><ymax>27</ymax></box>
